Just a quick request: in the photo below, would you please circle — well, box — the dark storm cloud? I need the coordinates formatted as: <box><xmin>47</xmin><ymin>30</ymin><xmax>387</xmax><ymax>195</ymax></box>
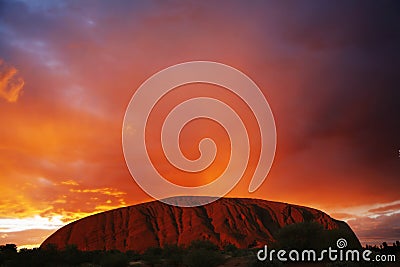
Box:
<box><xmin>263</xmin><ymin>1</ymin><xmax>400</xmax><ymax>177</ymax></box>
<box><xmin>349</xmin><ymin>213</ymin><xmax>400</xmax><ymax>245</ymax></box>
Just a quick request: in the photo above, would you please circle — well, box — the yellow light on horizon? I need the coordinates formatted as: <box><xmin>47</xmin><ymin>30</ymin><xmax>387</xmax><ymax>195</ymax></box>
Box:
<box><xmin>0</xmin><ymin>215</ymin><xmax>64</xmax><ymax>232</ymax></box>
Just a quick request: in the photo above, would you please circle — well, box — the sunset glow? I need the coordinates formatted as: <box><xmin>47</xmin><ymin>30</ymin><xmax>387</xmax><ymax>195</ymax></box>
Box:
<box><xmin>0</xmin><ymin>0</ymin><xmax>399</xmax><ymax>248</ymax></box>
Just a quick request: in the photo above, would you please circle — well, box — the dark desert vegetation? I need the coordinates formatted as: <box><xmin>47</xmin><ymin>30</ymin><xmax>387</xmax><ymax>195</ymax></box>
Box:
<box><xmin>3</xmin><ymin>224</ymin><xmax>398</xmax><ymax>267</ymax></box>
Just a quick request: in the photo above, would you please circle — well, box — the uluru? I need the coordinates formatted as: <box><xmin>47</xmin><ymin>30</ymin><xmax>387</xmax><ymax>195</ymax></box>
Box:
<box><xmin>41</xmin><ymin>197</ymin><xmax>360</xmax><ymax>252</ymax></box>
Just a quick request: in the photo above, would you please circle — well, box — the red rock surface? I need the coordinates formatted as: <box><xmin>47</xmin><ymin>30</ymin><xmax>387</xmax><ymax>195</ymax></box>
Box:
<box><xmin>41</xmin><ymin>197</ymin><xmax>359</xmax><ymax>252</ymax></box>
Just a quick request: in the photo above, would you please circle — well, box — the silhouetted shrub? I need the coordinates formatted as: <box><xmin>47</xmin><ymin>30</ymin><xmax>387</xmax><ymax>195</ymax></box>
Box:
<box><xmin>274</xmin><ymin>221</ymin><xmax>360</xmax><ymax>251</ymax></box>
<box><xmin>99</xmin><ymin>251</ymin><xmax>128</xmax><ymax>267</ymax></box>
<box><xmin>0</xmin><ymin>244</ymin><xmax>17</xmax><ymax>253</ymax></box>
<box><xmin>61</xmin><ymin>244</ymin><xmax>83</xmax><ymax>265</ymax></box>
<box><xmin>142</xmin><ymin>247</ymin><xmax>162</xmax><ymax>267</ymax></box>
<box><xmin>162</xmin><ymin>244</ymin><xmax>185</xmax><ymax>266</ymax></box>
<box><xmin>183</xmin><ymin>248</ymin><xmax>224</xmax><ymax>267</ymax></box>
<box><xmin>126</xmin><ymin>249</ymin><xmax>141</xmax><ymax>261</ymax></box>
<box><xmin>275</xmin><ymin>222</ymin><xmax>326</xmax><ymax>250</ymax></box>
<box><xmin>188</xmin><ymin>240</ymin><xmax>219</xmax><ymax>251</ymax></box>
<box><xmin>224</xmin><ymin>243</ymin><xmax>240</xmax><ymax>256</ymax></box>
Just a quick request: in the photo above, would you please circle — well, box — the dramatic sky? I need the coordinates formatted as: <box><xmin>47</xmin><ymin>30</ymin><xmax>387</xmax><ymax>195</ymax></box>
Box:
<box><xmin>0</xmin><ymin>0</ymin><xmax>399</xmax><ymax>248</ymax></box>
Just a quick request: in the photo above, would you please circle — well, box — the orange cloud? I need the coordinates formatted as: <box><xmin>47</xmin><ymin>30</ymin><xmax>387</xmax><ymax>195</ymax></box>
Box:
<box><xmin>69</xmin><ymin>187</ymin><xmax>126</xmax><ymax>197</ymax></box>
<box><xmin>0</xmin><ymin>59</ymin><xmax>24</xmax><ymax>103</ymax></box>
<box><xmin>60</xmin><ymin>180</ymin><xmax>79</xmax><ymax>186</ymax></box>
